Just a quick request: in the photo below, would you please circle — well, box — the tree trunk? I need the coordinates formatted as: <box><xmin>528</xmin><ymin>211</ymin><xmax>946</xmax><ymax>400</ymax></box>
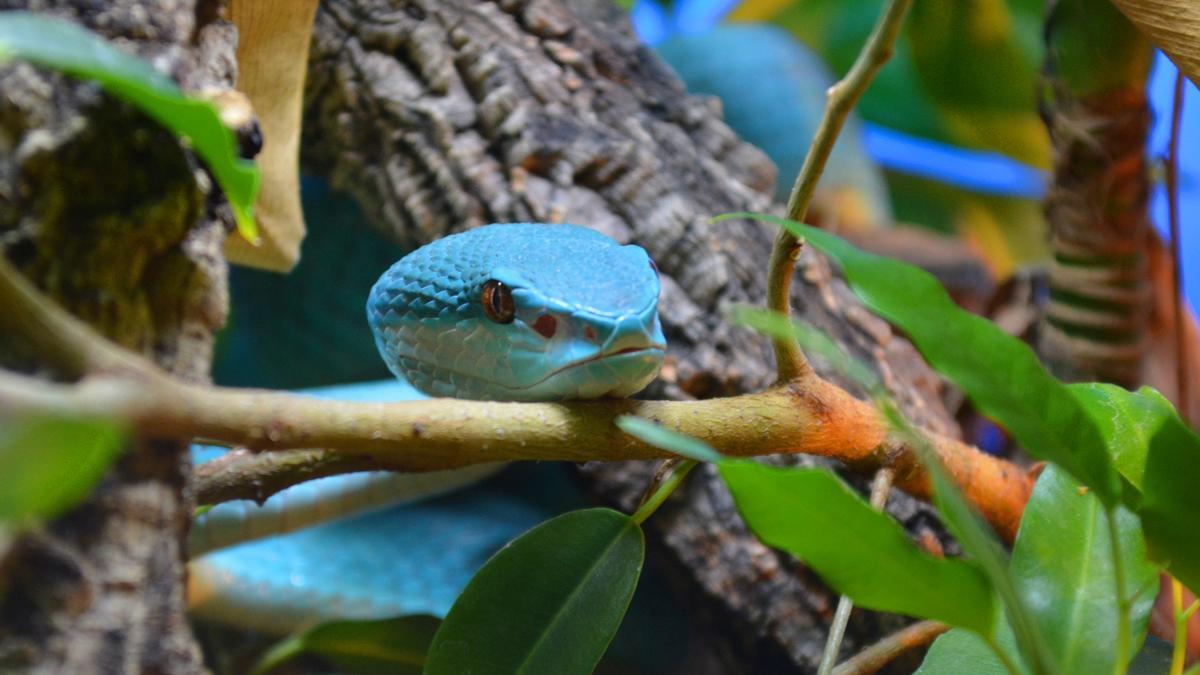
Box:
<box><xmin>0</xmin><ymin>1</ymin><xmax>236</xmax><ymax>671</ymax></box>
<box><xmin>304</xmin><ymin>1</ymin><xmax>960</xmax><ymax>670</ymax></box>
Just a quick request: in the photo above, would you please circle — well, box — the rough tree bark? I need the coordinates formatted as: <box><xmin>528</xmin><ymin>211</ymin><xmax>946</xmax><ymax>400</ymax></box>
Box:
<box><xmin>0</xmin><ymin>1</ymin><xmax>237</xmax><ymax>671</ymax></box>
<box><xmin>304</xmin><ymin>1</ymin><xmax>959</xmax><ymax>670</ymax></box>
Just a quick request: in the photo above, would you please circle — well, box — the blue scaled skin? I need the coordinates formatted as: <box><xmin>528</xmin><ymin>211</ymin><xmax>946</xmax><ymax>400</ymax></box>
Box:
<box><xmin>367</xmin><ymin>223</ymin><xmax>666</xmax><ymax>401</ymax></box>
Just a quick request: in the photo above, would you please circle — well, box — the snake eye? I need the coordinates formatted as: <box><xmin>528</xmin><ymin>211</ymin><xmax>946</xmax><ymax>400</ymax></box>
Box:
<box><xmin>481</xmin><ymin>280</ymin><xmax>515</xmax><ymax>324</ymax></box>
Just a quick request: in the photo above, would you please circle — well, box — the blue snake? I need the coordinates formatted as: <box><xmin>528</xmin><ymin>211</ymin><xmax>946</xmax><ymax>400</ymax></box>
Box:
<box><xmin>187</xmin><ymin>21</ymin><xmax>880</xmax><ymax>637</ymax></box>
<box><xmin>189</xmin><ymin>223</ymin><xmax>665</xmax><ymax>632</ymax></box>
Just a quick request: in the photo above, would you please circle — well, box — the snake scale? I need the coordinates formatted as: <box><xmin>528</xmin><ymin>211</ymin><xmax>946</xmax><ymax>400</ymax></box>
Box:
<box><xmin>189</xmin><ymin>223</ymin><xmax>666</xmax><ymax>632</ymax></box>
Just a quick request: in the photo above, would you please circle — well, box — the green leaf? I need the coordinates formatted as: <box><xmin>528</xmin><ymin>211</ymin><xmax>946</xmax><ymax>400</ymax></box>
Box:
<box><xmin>1070</xmin><ymin>384</ymin><xmax>1176</xmax><ymax>493</ymax></box>
<box><xmin>884</xmin><ymin>401</ymin><xmax>1054</xmax><ymax>675</ymax></box>
<box><xmin>1139</xmin><ymin>413</ymin><xmax>1200</xmax><ymax>593</ymax></box>
<box><xmin>916</xmin><ymin>623</ymin><xmax>1019</xmax><ymax>675</ymax></box>
<box><xmin>0</xmin><ymin>12</ymin><xmax>260</xmax><ymax>240</ymax></box>
<box><xmin>1009</xmin><ymin>465</ymin><xmax>1157</xmax><ymax>674</ymax></box>
<box><xmin>615</xmin><ymin>415</ymin><xmax>723</xmax><ymax>463</ymax></box>
<box><xmin>250</xmin><ymin>615</ymin><xmax>439</xmax><ymax>675</ymax></box>
<box><xmin>0</xmin><ymin>415</ymin><xmax>125</xmax><ymax>522</ymax></box>
<box><xmin>730</xmin><ymin>308</ymin><xmax>1054</xmax><ymax>672</ymax></box>
<box><xmin>425</xmin><ymin>508</ymin><xmax>644</xmax><ymax>675</ymax></box>
<box><xmin>719</xmin><ymin>461</ymin><xmax>995</xmax><ymax>633</ymax></box>
<box><xmin>1070</xmin><ymin>384</ymin><xmax>1200</xmax><ymax>592</ymax></box>
<box><xmin>720</xmin><ymin>212</ymin><xmax>1120</xmax><ymax>505</ymax></box>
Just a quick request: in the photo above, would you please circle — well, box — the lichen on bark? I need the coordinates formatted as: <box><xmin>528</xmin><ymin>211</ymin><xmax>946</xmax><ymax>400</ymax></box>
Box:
<box><xmin>0</xmin><ymin>1</ymin><xmax>238</xmax><ymax>671</ymax></box>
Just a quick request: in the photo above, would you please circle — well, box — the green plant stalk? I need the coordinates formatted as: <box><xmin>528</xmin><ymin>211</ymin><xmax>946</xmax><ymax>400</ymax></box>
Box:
<box><xmin>766</xmin><ymin>0</ymin><xmax>913</xmax><ymax>381</ymax></box>
<box><xmin>1173</xmin><ymin>579</ymin><xmax>1200</xmax><ymax>675</ymax></box>
<box><xmin>890</xmin><ymin>404</ymin><xmax>1054</xmax><ymax>675</ymax></box>
<box><xmin>631</xmin><ymin>460</ymin><xmax>697</xmax><ymax>525</ymax></box>
<box><xmin>248</xmin><ymin>635</ymin><xmax>305</xmax><ymax>675</ymax></box>
<box><xmin>986</xmin><ymin>635</ymin><xmax>1024</xmax><ymax>675</ymax></box>
<box><xmin>818</xmin><ymin>469</ymin><xmax>895</xmax><ymax>675</ymax></box>
<box><xmin>1105</xmin><ymin>505</ymin><xmax>1131</xmax><ymax>674</ymax></box>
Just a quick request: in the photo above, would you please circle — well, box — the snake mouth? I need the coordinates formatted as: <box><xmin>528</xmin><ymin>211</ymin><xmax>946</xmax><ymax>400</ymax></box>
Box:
<box><xmin>522</xmin><ymin>344</ymin><xmax>666</xmax><ymax>389</ymax></box>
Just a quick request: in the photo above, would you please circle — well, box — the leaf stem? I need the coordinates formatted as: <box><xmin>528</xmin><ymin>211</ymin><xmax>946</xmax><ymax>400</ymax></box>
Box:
<box><xmin>1166</xmin><ymin>69</ymin><xmax>1189</xmax><ymax>424</ymax></box>
<box><xmin>631</xmin><ymin>460</ymin><xmax>697</xmax><ymax>525</ymax></box>
<box><xmin>818</xmin><ymin>469</ymin><xmax>894</xmax><ymax>675</ymax></box>
<box><xmin>1173</xmin><ymin>578</ymin><xmax>1200</xmax><ymax>675</ymax></box>
<box><xmin>765</xmin><ymin>0</ymin><xmax>913</xmax><ymax>382</ymax></box>
<box><xmin>986</xmin><ymin>635</ymin><xmax>1024</xmax><ymax>675</ymax></box>
<box><xmin>1105</xmin><ymin>505</ymin><xmax>1131</xmax><ymax>675</ymax></box>
<box><xmin>247</xmin><ymin>634</ymin><xmax>305</xmax><ymax>675</ymax></box>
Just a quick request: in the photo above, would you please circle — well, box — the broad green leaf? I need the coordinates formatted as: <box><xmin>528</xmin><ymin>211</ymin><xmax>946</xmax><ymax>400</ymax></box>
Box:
<box><xmin>250</xmin><ymin>615</ymin><xmax>439</xmax><ymax>675</ymax></box>
<box><xmin>731</xmin><ymin>307</ymin><xmax>1054</xmax><ymax>672</ymax></box>
<box><xmin>425</xmin><ymin>508</ymin><xmax>643</xmax><ymax>675</ymax></box>
<box><xmin>0</xmin><ymin>12</ymin><xmax>260</xmax><ymax>240</ymax></box>
<box><xmin>0</xmin><ymin>415</ymin><xmax>125</xmax><ymax>522</ymax></box>
<box><xmin>918</xmin><ymin>614</ymin><xmax>1175</xmax><ymax>674</ymax></box>
<box><xmin>1070</xmin><ymin>384</ymin><xmax>1176</xmax><ymax>493</ymax></box>
<box><xmin>1010</xmin><ymin>465</ymin><xmax>1157</xmax><ymax>674</ymax></box>
<box><xmin>719</xmin><ymin>212</ymin><xmax>1120</xmax><ymax>505</ymax></box>
<box><xmin>1070</xmin><ymin>383</ymin><xmax>1200</xmax><ymax>592</ymax></box>
<box><xmin>720</xmin><ymin>461</ymin><xmax>995</xmax><ymax>633</ymax></box>
<box><xmin>916</xmin><ymin>622</ymin><xmax>1020</xmax><ymax>675</ymax></box>
<box><xmin>883</xmin><ymin>402</ymin><xmax>1054</xmax><ymax>675</ymax></box>
<box><xmin>1140</xmin><ymin>414</ymin><xmax>1200</xmax><ymax>593</ymax></box>
<box><xmin>615</xmin><ymin>415</ymin><xmax>722</xmax><ymax>463</ymax></box>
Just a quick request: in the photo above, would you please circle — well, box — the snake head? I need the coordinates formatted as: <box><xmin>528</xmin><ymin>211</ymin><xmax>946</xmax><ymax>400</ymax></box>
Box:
<box><xmin>367</xmin><ymin>223</ymin><xmax>665</xmax><ymax>401</ymax></box>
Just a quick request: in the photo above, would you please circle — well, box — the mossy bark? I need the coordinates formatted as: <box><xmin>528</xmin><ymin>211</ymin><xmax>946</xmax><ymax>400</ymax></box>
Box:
<box><xmin>0</xmin><ymin>1</ymin><xmax>237</xmax><ymax>671</ymax></box>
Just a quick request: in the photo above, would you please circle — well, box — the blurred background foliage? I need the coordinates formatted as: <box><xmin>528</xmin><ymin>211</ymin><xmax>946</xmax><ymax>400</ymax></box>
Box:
<box><xmin>631</xmin><ymin>0</ymin><xmax>1198</xmax><ymax>295</ymax></box>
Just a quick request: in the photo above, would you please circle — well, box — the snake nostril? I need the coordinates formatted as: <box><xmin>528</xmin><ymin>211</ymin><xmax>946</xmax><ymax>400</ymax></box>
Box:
<box><xmin>583</xmin><ymin>325</ymin><xmax>598</xmax><ymax>343</ymax></box>
<box><xmin>532</xmin><ymin>314</ymin><xmax>558</xmax><ymax>339</ymax></box>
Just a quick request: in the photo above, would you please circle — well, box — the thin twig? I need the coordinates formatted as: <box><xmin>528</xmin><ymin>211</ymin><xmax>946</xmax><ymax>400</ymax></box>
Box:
<box><xmin>193</xmin><ymin>448</ymin><xmax>384</xmax><ymax>505</ymax></box>
<box><xmin>631</xmin><ymin>460</ymin><xmax>697</xmax><ymax>525</ymax></box>
<box><xmin>634</xmin><ymin>458</ymin><xmax>683</xmax><ymax>512</ymax></box>
<box><xmin>766</xmin><ymin>0</ymin><xmax>913</xmax><ymax>382</ymax></box>
<box><xmin>1166</xmin><ymin>70</ymin><xmax>1189</xmax><ymax>424</ymax></box>
<box><xmin>831</xmin><ymin>620</ymin><xmax>948</xmax><ymax>675</ymax></box>
<box><xmin>818</xmin><ymin>469</ymin><xmax>896</xmax><ymax>675</ymax></box>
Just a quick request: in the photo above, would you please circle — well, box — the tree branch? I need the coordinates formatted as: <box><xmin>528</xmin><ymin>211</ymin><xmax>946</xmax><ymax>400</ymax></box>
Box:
<box><xmin>0</xmin><ymin>365</ymin><xmax>1031</xmax><ymax>541</ymax></box>
<box><xmin>0</xmin><ymin>229</ymin><xmax>1032</xmax><ymax>541</ymax></box>
<box><xmin>767</xmin><ymin>0</ymin><xmax>913</xmax><ymax>381</ymax></box>
<box><xmin>832</xmin><ymin>620</ymin><xmax>949</xmax><ymax>675</ymax></box>
<box><xmin>192</xmin><ymin>448</ymin><xmax>383</xmax><ymax>505</ymax></box>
